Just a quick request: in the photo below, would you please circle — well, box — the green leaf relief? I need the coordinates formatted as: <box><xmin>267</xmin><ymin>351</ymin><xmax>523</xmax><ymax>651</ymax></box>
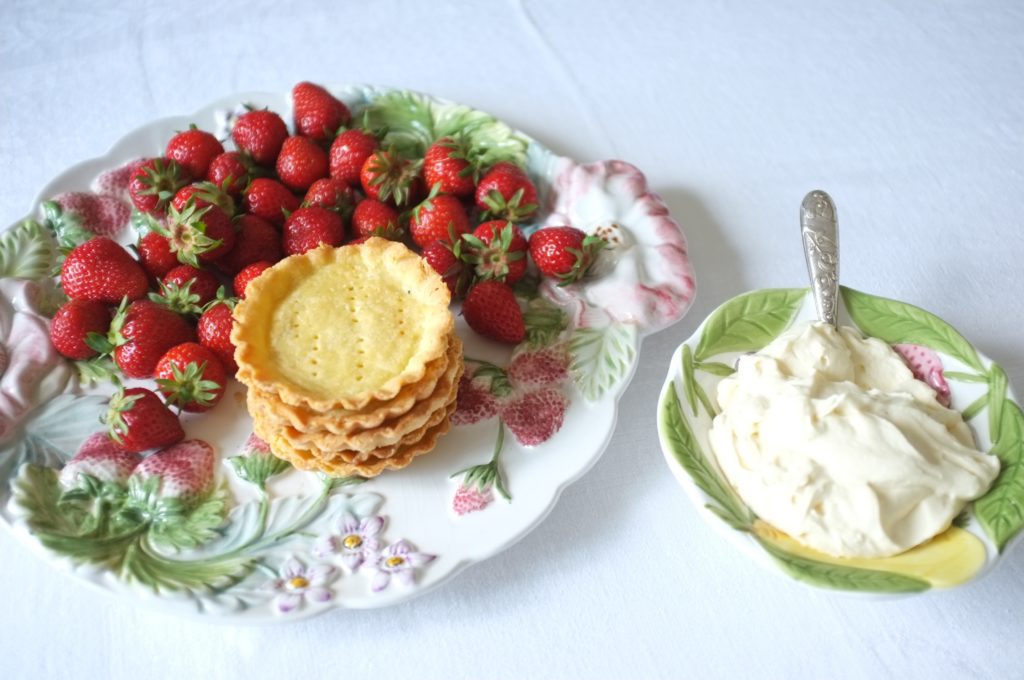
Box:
<box><xmin>944</xmin><ymin>371</ymin><xmax>989</xmax><ymax>384</ymax></box>
<box><xmin>229</xmin><ymin>452</ymin><xmax>292</xmax><ymax>489</ymax></box>
<box><xmin>975</xmin><ymin>399</ymin><xmax>1024</xmax><ymax>551</ymax></box>
<box><xmin>840</xmin><ymin>287</ymin><xmax>984</xmax><ymax>372</ymax></box>
<box><xmin>0</xmin><ymin>219</ymin><xmax>58</xmax><ymax>280</ymax></box>
<box><xmin>659</xmin><ymin>385</ymin><xmax>752</xmax><ymax>530</ymax></box>
<box><xmin>694</xmin><ymin>288</ymin><xmax>806</xmax><ymax>362</ymax></box>
<box><xmin>756</xmin><ymin>538</ymin><xmax>930</xmax><ymax>593</ymax></box>
<box><xmin>961</xmin><ymin>394</ymin><xmax>988</xmax><ymax>422</ymax></box>
<box><xmin>680</xmin><ymin>345</ymin><xmax>699</xmax><ymax>416</ymax></box>
<box><xmin>568</xmin><ymin>323</ymin><xmax>638</xmax><ymax>402</ymax></box>
<box><xmin>987</xmin><ymin>363</ymin><xmax>1008</xmax><ymax>439</ymax></box>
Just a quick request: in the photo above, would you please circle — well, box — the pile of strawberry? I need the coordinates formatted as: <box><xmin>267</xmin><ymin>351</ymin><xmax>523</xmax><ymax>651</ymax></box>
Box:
<box><xmin>46</xmin><ymin>81</ymin><xmax>606</xmax><ymax>453</ymax></box>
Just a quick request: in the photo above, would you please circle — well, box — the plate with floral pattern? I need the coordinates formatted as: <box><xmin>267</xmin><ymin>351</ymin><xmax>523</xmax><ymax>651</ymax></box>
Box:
<box><xmin>658</xmin><ymin>286</ymin><xmax>1023</xmax><ymax>594</ymax></box>
<box><xmin>0</xmin><ymin>85</ymin><xmax>695</xmax><ymax>622</ymax></box>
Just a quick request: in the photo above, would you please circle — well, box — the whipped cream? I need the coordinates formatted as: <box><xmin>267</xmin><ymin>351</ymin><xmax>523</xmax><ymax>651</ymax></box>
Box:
<box><xmin>708</xmin><ymin>322</ymin><xmax>999</xmax><ymax>558</ymax></box>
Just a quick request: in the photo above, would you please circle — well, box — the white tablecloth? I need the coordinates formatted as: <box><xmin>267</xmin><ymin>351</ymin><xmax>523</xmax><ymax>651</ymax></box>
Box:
<box><xmin>2</xmin><ymin>1</ymin><xmax>1022</xmax><ymax>678</ymax></box>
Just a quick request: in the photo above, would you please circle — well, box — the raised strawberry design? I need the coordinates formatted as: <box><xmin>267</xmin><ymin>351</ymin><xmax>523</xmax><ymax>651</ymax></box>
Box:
<box><xmin>450</xmin><ymin>374</ymin><xmax>500</xmax><ymax>426</ymax></box>
<box><xmin>452</xmin><ymin>483</ymin><xmax>494</xmax><ymax>516</ymax></box>
<box><xmin>129</xmin><ymin>439</ymin><xmax>216</xmax><ymax>509</ymax></box>
<box><xmin>92</xmin><ymin>158</ymin><xmax>147</xmax><ymax>198</ymax></box>
<box><xmin>893</xmin><ymin>344</ymin><xmax>952</xmax><ymax>407</ymax></box>
<box><xmin>58</xmin><ymin>432</ymin><xmax>142</xmax><ymax>489</ymax></box>
<box><xmin>104</xmin><ymin>387</ymin><xmax>185</xmax><ymax>453</ymax></box>
<box><xmin>506</xmin><ymin>344</ymin><xmax>570</xmax><ymax>387</ymax></box>
<box><xmin>53</xmin><ymin>192</ymin><xmax>131</xmax><ymax>239</ymax></box>
<box><xmin>292</xmin><ymin>82</ymin><xmax>351</xmax><ymax>143</ymax></box>
<box><xmin>166</xmin><ymin>126</ymin><xmax>225</xmax><ymax>179</ymax></box>
<box><xmin>232</xmin><ymin>108</ymin><xmax>289</xmax><ymax>167</ymax></box>
<box><xmin>500</xmin><ymin>387</ymin><xmax>568</xmax><ymax>447</ymax></box>
<box><xmin>61</xmin><ymin>237</ymin><xmax>149</xmax><ymax>304</ymax></box>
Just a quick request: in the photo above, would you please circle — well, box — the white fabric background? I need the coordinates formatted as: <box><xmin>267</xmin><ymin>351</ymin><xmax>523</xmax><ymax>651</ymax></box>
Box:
<box><xmin>2</xmin><ymin>1</ymin><xmax>1023</xmax><ymax>678</ymax></box>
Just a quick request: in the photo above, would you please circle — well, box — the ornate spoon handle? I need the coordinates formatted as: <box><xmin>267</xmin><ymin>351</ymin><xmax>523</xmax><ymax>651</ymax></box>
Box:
<box><xmin>800</xmin><ymin>190</ymin><xmax>839</xmax><ymax>326</ymax></box>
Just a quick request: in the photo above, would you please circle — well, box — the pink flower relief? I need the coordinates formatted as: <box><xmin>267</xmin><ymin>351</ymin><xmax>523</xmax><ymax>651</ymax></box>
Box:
<box><xmin>264</xmin><ymin>557</ymin><xmax>337</xmax><ymax>614</ymax></box>
<box><xmin>539</xmin><ymin>160</ymin><xmax>695</xmax><ymax>333</ymax></box>
<box><xmin>313</xmin><ymin>512</ymin><xmax>385</xmax><ymax>571</ymax></box>
<box><xmin>370</xmin><ymin>540</ymin><xmax>435</xmax><ymax>592</ymax></box>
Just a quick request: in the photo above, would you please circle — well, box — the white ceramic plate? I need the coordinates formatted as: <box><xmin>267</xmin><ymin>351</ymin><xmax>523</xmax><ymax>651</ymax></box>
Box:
<box><xmin>0</xmin><ymin>85</ymin><xmax>696</xmax><ymax>622</ymax></box>
<box><xmin>658</xmin><ymin>287</ymin><xmax>1023</xmax><ymax>594</ymax></box>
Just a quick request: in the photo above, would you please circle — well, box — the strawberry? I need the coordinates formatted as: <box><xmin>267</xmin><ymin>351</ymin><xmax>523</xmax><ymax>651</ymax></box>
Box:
<box><xmin>303</xmin><ymin>177</ymin><xmax>357</xmax><ymax>219</ymax></box>
<box><xmin>452</xmin><ymin>483</ymin><xmax>494</xmax><ymax>516</ymax></box>
<box><xmin>423</xmin><ymin>136</ymin><xmax>476</xmax><ymax>198</ymax></box>
<box><xmin>528</xmin><ymin>226</ymin><xmax>605</xmax><ymax>283</ymax></box>
<box><xmin>330</xmin><ymin>128</ymin><xmax>378</xmax><ymax>186</ymax></box>
<box><xmin>283</xmin><ymin>206</ymin><xmax>344</xmax><ymax>255</ymax></box>
<box><xmin>165</xmin><ymin>126</ymin><xmax>224</xmax><ymax>179</ymax></box>
<box><xmin>409</xmin><ymin>189</ymin><xmax>470</xmax><ymax>248</ymax></box>
<box><xmin>475</xmin><ymin>163</ymin><xmax>538</xmax><ymax>223</ymax></box>
<box><xmin>151</xmin><ymin>264</ymin><xmax>219</xmax><ymax>313</ymax></box>
<box><xmin>128</xmin><ymin>157</ymin><xmax>190</xmax><ymax>215</ymax></box>
<box><xmin>894</xmin><ymin>344</ymin><xmax>952</xmax><ymax>407</ymax></box>
<box><xmin>61</xmin><ymin>237</ymin><xmax>149</xmax><ymax>304</ymax></box>
<box><xmin>206</xmin><ymin>151</ymin><xmax>250</xmax><ymax>197</ymax></box>
<box><xmin>136</xmin><ymin>231</ymin><xmax>179</xmax><ymax>279</ymax></box>
<box><xmin>242</xmin><ymin>178</ymin><xmax>301</xmax><ymax>227</ymax></box>
<box><xmin>461</xmin><ymin>220</ymin><xmax>527</xmax><ymax>284</ymax></box>
<box><xmin>231</xmin><ymin>108</ymin><xmax>289</xmax><ymax>167</ymax></box>
<box><xmin>49</xmin><ymin>299</ymin><xmax>112</xmax><ymax>360</ymax></box>
<box><xmin>197</xmin><ymin>300</ymin><xmax>237</xmax><ymax>374</ymax></box>
<box><xmin>462</xmin><ymin>280</ymin><xmax>525</xmax><ymax>344</ymax></box>
<box><xmin>155</xmin><ymin>342</ymin><xmax>228</xmax><ymax>412</ymax></box>
<box><xmin>502</xmin><ymin>387</ymin><xmax>567</xmax><ymax>446</ymax></box>
<box><xmin>292</xmin><ymin>82</ymin><xmax>351</xmax><ymax>143</ymax></box>
<box><xmin>170</xmin><ymin>181</ymin><xmax>235</xmax><ymax>216</ymax></box>
<box><xmin>360</xmin><ymin>150</ymin><xmax>422</xmax><ymax>207</ymax></box>
<box><xmin>58</xmin><ymin>432</ymin><xmax>142</xmax><ymax>489</ymax></box>
<box><xmin>214</xmin><ymin>214</ymin><xmax>282</xmax><ymax>274</ymax></box>
<box><xmin>104</xmin><ymin>387</ymin><xmax>185</xmax><ymax>453</ymax></box>
<box><xmin>110</xmin><ymin>300</ymin><xmax>196</xmax><ymax>378</ymax></box>
<box><xmin>159</xmin><ymin>201</ymin><xmax>236</xmax><ymax>266</ymax></box>
<box><xmin>53</xmin><ymin>192</ymin><xmax>131</xmax><ymax>239</ymax></box>
<box><xmin>421</xmin><ymin>240</ymin><xmax>469</xmax><ymax>296</ymax></box>
<box><xmin>276</xmin><ymin>135</ymin><xmax>329</xmax><ymax>192</ymax></box>
<box><xmin>129</xmin><ymin>439</ymin><xmax>215</xmax><ymax>509</ymax></box>
<box><xmin>234</xmin><ymin>261</ymin><xmax>272</xmax><ymax>298</ymax></box>
<box><xmin>351</xmin><ymin>198</ymin><xmax>402</xmax><ymax>240</ymax></box>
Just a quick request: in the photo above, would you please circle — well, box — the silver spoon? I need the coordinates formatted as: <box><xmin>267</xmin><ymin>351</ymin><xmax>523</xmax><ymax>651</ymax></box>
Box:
<box><xmin>800</xmin><ymin>190</ymin><xmax>839</xmax><ymax>326</ymax></box>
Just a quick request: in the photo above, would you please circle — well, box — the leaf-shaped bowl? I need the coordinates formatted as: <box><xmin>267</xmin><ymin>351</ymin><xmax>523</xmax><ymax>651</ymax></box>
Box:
<box><xmin>0</xmin><ymin>85</ymin><xmax>695</xmax><ymax>623</ymax></box>
<box><xmin>658</xmin><ymin>286</ymin><xmax>1023</xmax><ymax>594</ymax></box>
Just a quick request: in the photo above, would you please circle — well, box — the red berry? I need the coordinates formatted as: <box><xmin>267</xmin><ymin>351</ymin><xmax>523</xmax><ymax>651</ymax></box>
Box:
<box><xmin>423</xmin><ymin>136</ymin><xmax>475</xmax><ymax>198</ymax></box>
<box><xmin>276</xmin><ymin>135</ymin><xmax>329</xmax><ymax>192</ymax></box>
<box><xmin>282</xmin><ymin>206</ymin><xmax>345</xmax><ymax>255</ymax></box>
<box><xmin>161</xmin><ymin>264</ymin><xmax>220</xmax><ymax>307</ymax></box>
<box><xmin>462</xmin><ymin>281</ymin><xmax>525</xmax><ymax>344</ymax></box>
<box><xmin>421</xmin><ymin>241</ymin><xmax>467</xmax><ymax>296</ymax></box>
<box><xmin>462</xmin><ymin>220</ymin><xmax>528</xmax><ymax>284</ymax></box>
<box><xmin>292</xmin><ymin>82</ymin><xmax>351</xmax><ymax>143</ymax></box>
<box><xmin>242</xmin><ymin>178</ymin><xmax>301</xmax><ymax>227</ymax></box>
<box><xmin>197</xmin><ymin>302</ymin><xmax>237</xmax><ymax>374</ymax></box>
<box><xmin>206</xmin><ymin>151</ymin><xmax>250</xmax><ymax>196</ymax></box>
<box><xmin>303</xmin><ymin>177</ymin><xmax>357</xmax><ymax>219</ymax></box>
<box><xmin>360</xmin><ymin>150</ymin><xmax>421</xmax><ymax>206</ymax></box>
<box><xmin>155</xmin><ymin>342</ymin><xmax>228</xmax><ymax>413</ymax></box>
<box><xmin>162</xmin><ymin>201</ymin><xmax>236</xmax><ymax>265</ymax></box>
<box><xmin>136</xmin><ymin>231</ymin><xmax>180</xmax><ymax>280</ymax></box>
<box><xmin>351</xmin><ymin>199</ymin><xmax>402</xmax><ymax>240</ymax></box>
<box><xmin>234</xmin><ymin>261</ymin><xmax>272</xmax><ymax>298</ymax></box>
<box><xmin>49</xmin><ymin>299</ymin><xmax>112</xmax><ymax>360</ymax></box>
<box><xmin>215</xmin><ymin>214</ymin><xmax>282</xmax><ymax>275</ymax></box>
<box><xmin>528</xmin><ymin>226</ymin><xmax>605</xmax><ymax>283</ymax></box>
<box><xmin>165</xmin><ymin>127</ymin><xmax>224</xmax><ymax>179</ymax></box>
<box><xmin>104</xmin><ymin>387</ymin><xmax>185</xmax><ymax>453</ymax></box>
<box><xmin>475</xmin><ymin>163</ymin><xmax>538</xmax><ymax>223</ymax></box>
<box><xmin>409</xmin><ymin>192</ymin><xmax>470</xmax><ymax>248</ymax></box>
<box><xmin>61</xmin><ymin>237</ymin><xmax>149</xmax><ymax>304</ymax></box>
<box><xmin>330</xmin><ymin>129</ymin><xmax>378</xmax><ymax>186</ymax></box>
<box><xmin>112</xmin><ymin>300</ymin><xmax>196</xmax><ymax>379</ymax></box>
<box><xmin>128</xmin><ymin>158</ymin><xmax>190</xmax><ymax>215</ymax></box>
<box><xmin>232</xmin><ymin>109</ymin><xmax>288</xmax><ymax>167</ymax></box>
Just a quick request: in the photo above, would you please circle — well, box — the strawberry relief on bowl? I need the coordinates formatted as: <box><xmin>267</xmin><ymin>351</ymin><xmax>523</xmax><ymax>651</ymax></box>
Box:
<box><xmin>0</xmin><ymin>83</ymin><xmax>695</xmax><ymax>621</ymax></box>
